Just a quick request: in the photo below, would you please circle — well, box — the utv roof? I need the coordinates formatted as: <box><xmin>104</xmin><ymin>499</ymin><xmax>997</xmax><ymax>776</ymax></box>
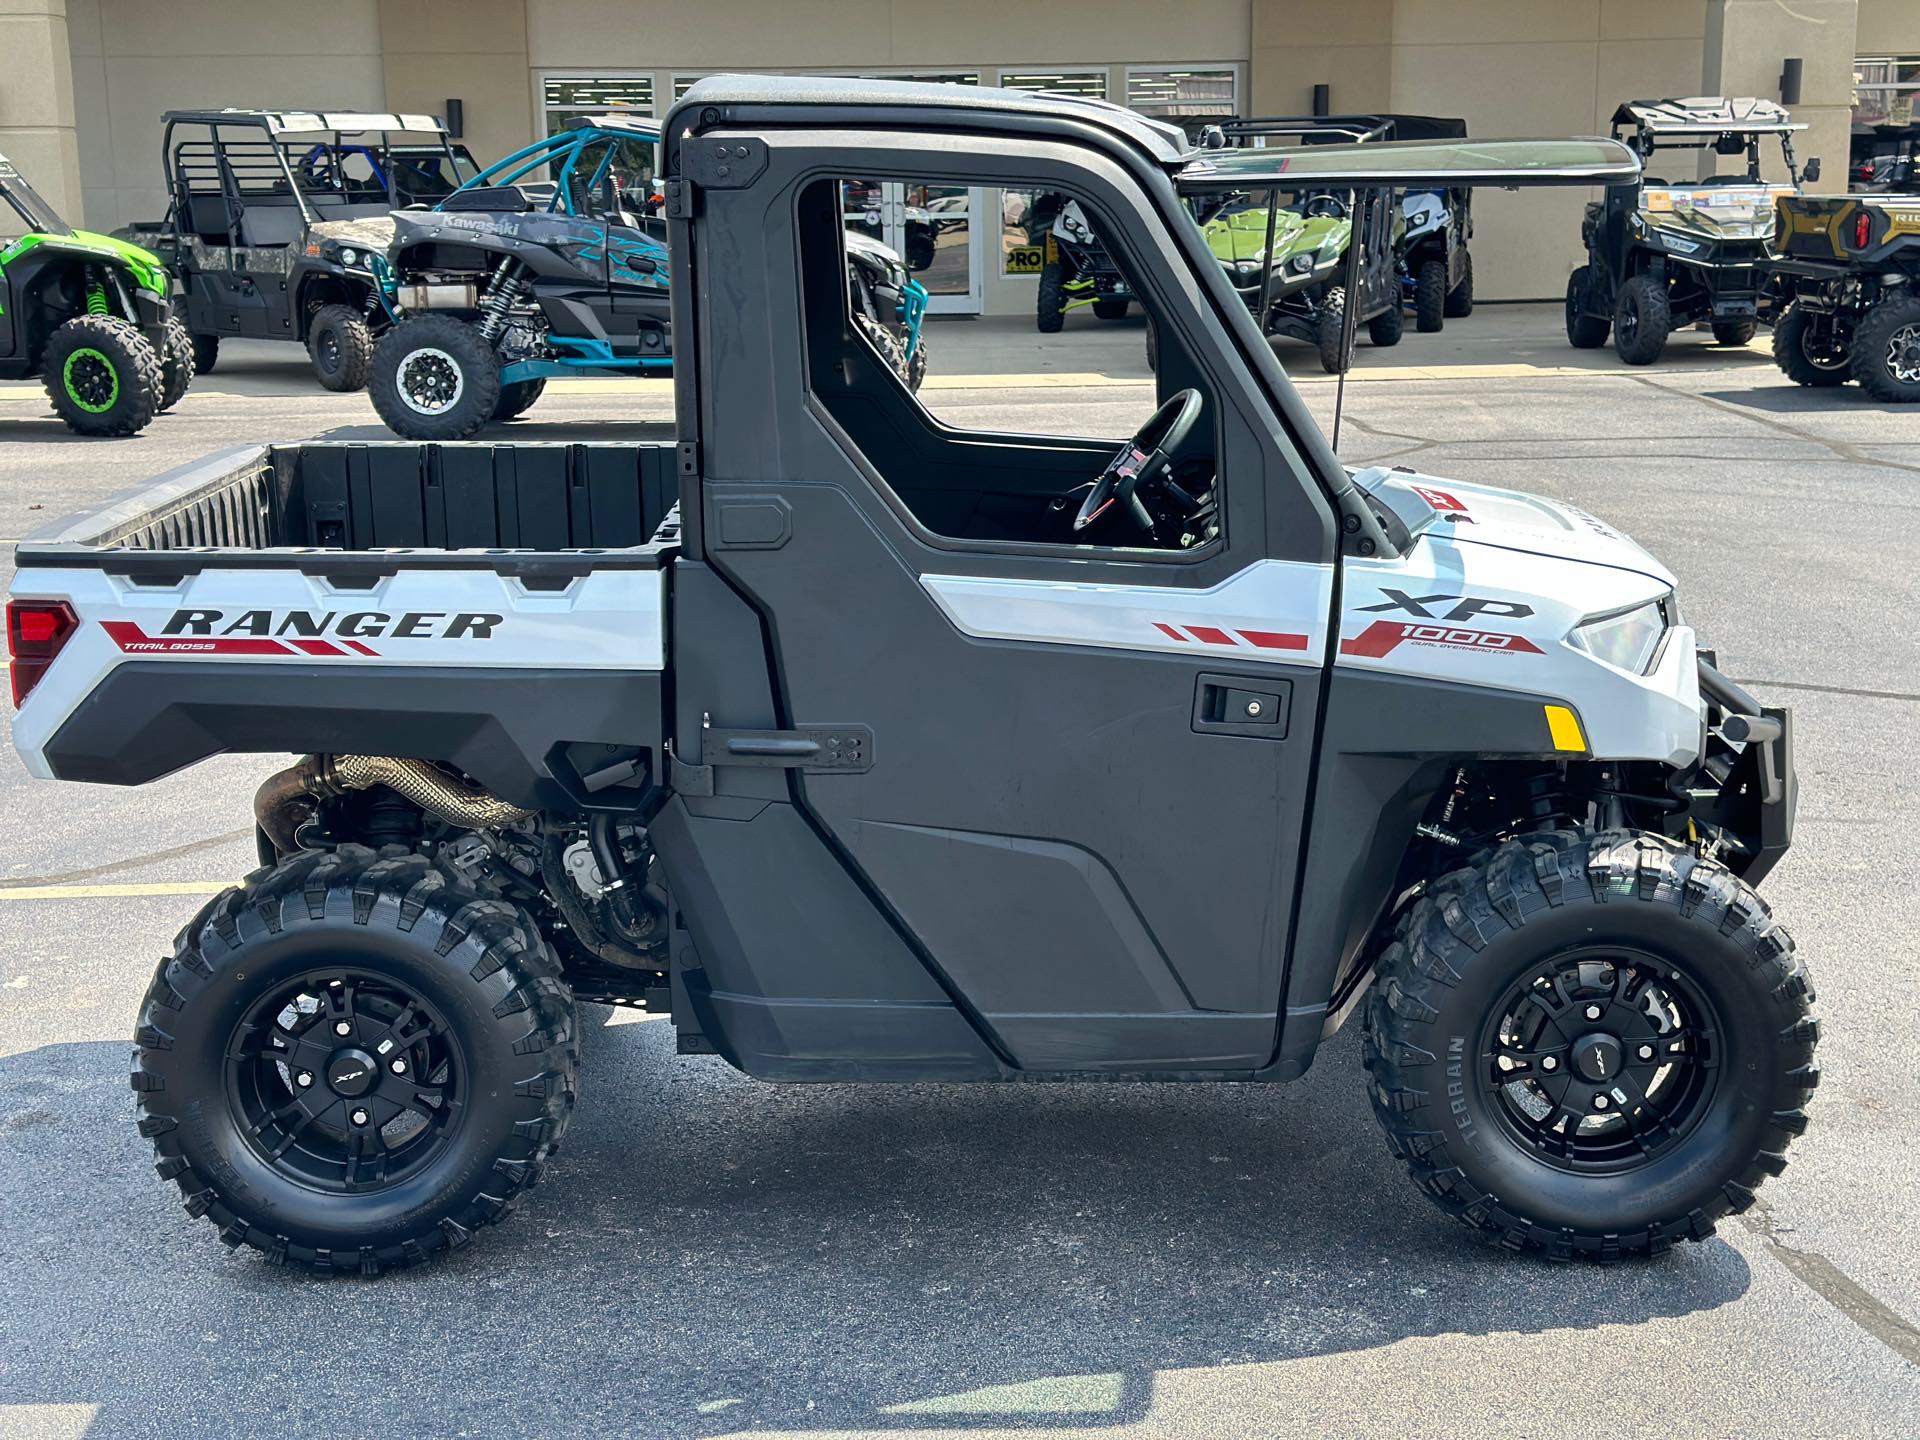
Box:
<box><xmin>1176</xmin><ymin>136</ymin><xmax>1639</xmax><ymax>190</ymax></box>
<box><xmin>562</xmin><ymin>113</ymin><xmax>663</xmax><ymax>137</ymax></box>
<box><xmin>161</xmin><ymin>109</ymin><xmax>450</xmax><ymax>137</ymax></box>
<box><xmin>1612</xmin><ymin>98</ymin><xmax>1803</xmax><ymax>134</ymax></box>
<box><xmin>1221</xmin><ymin>114</ymin><xmax>1467</xmax><ymax>145</ymax></box>
<box><xmin>673</xmin><ymin>73</ymin><xmax>1193</xmax><ymax>165</ymax></box>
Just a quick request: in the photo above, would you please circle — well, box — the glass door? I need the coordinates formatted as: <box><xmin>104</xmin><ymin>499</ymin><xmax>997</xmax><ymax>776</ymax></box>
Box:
<box><xmin>859</xmin><ymin>72</ymin><xmax>984</xmax><ymax>314</ymax></box>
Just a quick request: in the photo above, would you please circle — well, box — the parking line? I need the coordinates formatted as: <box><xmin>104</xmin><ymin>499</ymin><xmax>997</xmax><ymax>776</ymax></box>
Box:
<box><xmin>0</xmin><ymin>880</ymin><xmax>230</xmax><ymax>901</ymax></box>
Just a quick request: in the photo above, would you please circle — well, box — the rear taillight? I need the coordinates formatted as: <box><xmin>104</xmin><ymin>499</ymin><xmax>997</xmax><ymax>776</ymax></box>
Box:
<box><xmin>6</xmin><ymin>600</ymin><xmax>78</xmax><ymax>708</ymax></box>
<box><xmin>1856</xmin><ymin>211</ymin><xmax>1873</xmax><ymax>249</ymax></box>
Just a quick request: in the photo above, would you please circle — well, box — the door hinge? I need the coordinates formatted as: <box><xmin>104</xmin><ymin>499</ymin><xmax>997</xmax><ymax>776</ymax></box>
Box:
<box><xmin>664</xmin><ymin>178</ymin><xmax>696</xmax><ymax>219</ymax></box>
<box><xmin>667</xmin><ymin>723</ymin><xmax>873</xmax><ymax>797</ymax></box>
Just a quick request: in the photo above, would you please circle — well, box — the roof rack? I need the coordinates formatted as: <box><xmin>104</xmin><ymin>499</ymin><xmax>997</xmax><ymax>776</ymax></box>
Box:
<box><xmin>159</xmin><ymin>109</ymin><xmax>450</xmax><ymax>137</ymax></box>
<box><xmin>1611</xmin><ymin>98</ymin><xmax>1803</xmax><ymax>135</ymax></box>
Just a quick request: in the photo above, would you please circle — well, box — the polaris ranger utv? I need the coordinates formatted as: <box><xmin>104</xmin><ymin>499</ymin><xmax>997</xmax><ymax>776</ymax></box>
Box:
<box><xmin>124</xmin><ymin>110</ymin><xmax>478</xmax><ymax>389</ymax></box>
<box><xmin>0</xmin><ymin>152</ymin><xmax>191</xmax><ymax>434</ymax></box>
<box><xmin>371</xmin><ymin>115</ymin><xmax>927</xmax><ymax>438</ymax></box>
<box><xmin>1767</xmin><ymin>190</ymin><xmax>1920</xmax><ymax>400</ymax></box>
<box><xmin>7</xmin><ymin>77</ymin><xmax>1814</xmax><ymax>1274</ymax></box>
<box><xmin>1566</xmin><ymin>98</ymin><xmax>1815</xmax><ymax>364</ymax></box>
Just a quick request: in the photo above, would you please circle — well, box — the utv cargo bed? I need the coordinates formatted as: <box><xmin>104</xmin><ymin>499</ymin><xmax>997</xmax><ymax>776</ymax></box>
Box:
<box><xmin>11</xmin><ymin>442</ymin><xmax>678</xmax><ymax>807</ymax></box>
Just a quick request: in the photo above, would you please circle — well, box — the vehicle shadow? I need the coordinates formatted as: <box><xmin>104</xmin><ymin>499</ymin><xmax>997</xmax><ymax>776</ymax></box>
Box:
<box><xmin>0</xmin><ymin>1022</ymin><xmax>1754</xmax><ymax>1437</ymax></box>
<box><xmin>1697</xmin><ymin>385</ymin><xmax>1915</xmax><ymax>416</ymax></box>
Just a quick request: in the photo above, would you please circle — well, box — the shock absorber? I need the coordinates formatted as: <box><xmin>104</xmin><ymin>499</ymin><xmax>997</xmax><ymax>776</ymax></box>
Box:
<box><xmin>474</xmin><ymin>256</ymin><xmax>528</xmax><ymax>343</ymax></box>
<box><xmin>84</xmin><ymin>269</ymin><xmax>110</xmax><ymax>316</ymax></box>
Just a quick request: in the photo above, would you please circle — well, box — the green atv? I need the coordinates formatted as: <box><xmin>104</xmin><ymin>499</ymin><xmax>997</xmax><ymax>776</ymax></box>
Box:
<box><xmin>1767</xmin><ymin>192</ymin><xmax>1920</xmax><ymax>401</ymax></box>
<box><xmin>0</xmin><ymin>152</ymin><xmax>189</xmax><ymax>435</ymax></box>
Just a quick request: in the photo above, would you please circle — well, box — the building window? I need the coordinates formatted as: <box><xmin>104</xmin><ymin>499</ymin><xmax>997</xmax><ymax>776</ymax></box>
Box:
<box><xmin>1854</xmin><ymin>54</ymin><xmax>1919</xmax><ymax>127</ymax></box>
<box><xmin>997</xmin><ymin>70</ymin><xmax>1110</xmax><ymax>275</ymax></box>
<box><xmin>542</xmin><ymin>76</ymin><xmax>657</xmax><ymax>186</ymax></box>
<box><xmin>1126</xmin><ymin>66</ymin><xmax>1239</xmax><ymax>141</ymax></box>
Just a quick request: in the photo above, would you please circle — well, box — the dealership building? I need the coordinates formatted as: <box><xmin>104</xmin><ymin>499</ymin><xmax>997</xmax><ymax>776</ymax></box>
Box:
<box><xmin>5</xmin><ymin>0</ymin><xmax>1917</xmax><ymax>310</ymax></box>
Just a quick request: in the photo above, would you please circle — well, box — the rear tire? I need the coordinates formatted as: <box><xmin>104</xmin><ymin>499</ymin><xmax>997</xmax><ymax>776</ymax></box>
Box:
<box><xmin>1612</xmin><ymin>274</ymin><xmax>1671</xmax><ymax>365</ymax></box>
<box><xmin>1565</xmin><ymin>267</ymin><xmax>1610</xmax><ymax>349</ymax></box>
<box><xmin>43</xmin><ymin>315</ymin><xmax>162</xmax><ymax>437</ymax></box>
<box><xmin>1093</xmin><ymin>298</ymin><xmax>1129</xmax><ymax>320</ymax></box>
<box><xmin>191</xmin><ymin>332</ymin><xmax>220</xmax><ymax>375</ymax></box>
<box><xmin>1415</xmin><ymin>258</ymin><xmax>1448</xmax><ymax>333</ymax></box>
<box><xmin>491</xmin><ymin>378</ymin><xmax>547</xmax><ymax>422</ymax></box>
<box><xmin>308</xmin><ymin>302</ymin><xmax>373</xmax><ymax>392</ymax></box>
<box><xmin>1712</xmin><ymin>320</ymin><xmax>1757</xmax><ymax>347</ymax></box>
<box><xmin>1316</xmin><ymin>287</ymin><xmax>1354</xmax><ymax>374</ymax></box>
<box><xmin>131</xmin><ymin>845</ymin><xmax>578</xmax><ymax>1274</ymax></box>
<box><xmin>1443</xmin><ymin>251</ymin><xmax>1474</xmax><ymax>318</ymax></box>
<box><xmin>158</xmin><ymin>317</ymin><xmax>194</xmax><ymax>412</ymax></box>
<box><xmin>370</xmin><ymin>313</ymin><xmax>502</xmax><ymax>441</ymax></box>
<box><xmin>1770</xmin><ymin>303</ymin><xmax>1851</xmax><ymax>387</ymax></box>
<box><xmin>1036</xmin><ymin>257</ymin><xmax>1067</xmax><ymax>333</ymax></box>
<box><xmin>1363</xmin><ymin>830</ymin><xmax>1817</xmax><ymax>1261</ymax></box>
<box><xmin>906</xmin><ymin>334</ymin><xmax>928</xmax><ymax>393</ymax></box>
<box><xmin>1367</xmin><ymin>294</ymin><xmax>1404</xmax><ymax>348</ymax></box>
<box><xmin>1850</xmin><ymin>295</ymin><xmax>1920</xmax><ymax>402</ymax></box>
<box><xmin>854</xmin><ymin>313</ymin><xmax>913</xmax><ymax>387</ymax></box>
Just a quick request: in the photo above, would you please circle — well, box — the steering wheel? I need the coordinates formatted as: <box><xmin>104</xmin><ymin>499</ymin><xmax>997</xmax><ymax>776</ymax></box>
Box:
<box><xmin>1304</xmin><ymin>193</ymin><xmax>1348</xmax><ymax>220</ymax></box>
<box><xmin>1074</xmin><ymin>389</ymin><xmax>1205</xmax><ymax>533</ymax></box>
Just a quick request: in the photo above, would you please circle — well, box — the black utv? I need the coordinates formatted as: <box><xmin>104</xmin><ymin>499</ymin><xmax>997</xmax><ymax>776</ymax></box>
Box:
<box><xmin>123</xmin><ymin>110</ymin><xmax>478</xmax><ymax>389</ymax></box>
<box><xmin>1567</xmin><ymin>98</ymin><xmax>1816</xmax><ymax>364</ymax></box>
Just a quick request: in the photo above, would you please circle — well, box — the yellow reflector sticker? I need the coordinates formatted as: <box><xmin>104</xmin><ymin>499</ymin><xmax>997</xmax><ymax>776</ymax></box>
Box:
<box><xmin>1545</xmin><ymin>705</ymin><xmax>1586</xmax><ymax>753</ymax></box>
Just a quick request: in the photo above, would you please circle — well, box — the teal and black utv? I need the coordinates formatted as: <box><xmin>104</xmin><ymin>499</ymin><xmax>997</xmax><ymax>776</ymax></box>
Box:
<box><xmin>0</xmin><ymin>151</ymin><xmax>189</xmax><ymax>435</ymax></box>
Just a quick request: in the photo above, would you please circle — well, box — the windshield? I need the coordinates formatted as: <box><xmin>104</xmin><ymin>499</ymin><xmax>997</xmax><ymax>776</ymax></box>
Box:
<box><xmin>0</xmin><ymin>158</ymin><xmax>70</xmax><ymax>239</ymax></box>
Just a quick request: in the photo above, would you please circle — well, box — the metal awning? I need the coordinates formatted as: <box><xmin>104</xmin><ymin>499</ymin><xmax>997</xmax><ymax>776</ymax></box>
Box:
<box><xmin>1174</xmin><ymin>136</ymin><xmax>1640</xmax><ymax>190</ymax></box>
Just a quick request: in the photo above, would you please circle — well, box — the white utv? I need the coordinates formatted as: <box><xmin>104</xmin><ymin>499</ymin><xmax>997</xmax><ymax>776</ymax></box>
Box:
<box><xmin>6</xmin><ymin>77</ymin><xmax>1813</xmax><ymax>1273</ymax></box>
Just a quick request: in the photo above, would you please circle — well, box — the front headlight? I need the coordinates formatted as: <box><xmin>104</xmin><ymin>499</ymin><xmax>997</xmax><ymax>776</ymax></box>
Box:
<box><xmin>1653</xmin><ymin>230</ymin><xmax>1703</xmax><ymax>255</ymax></box>
<box><xmin>1289</xmin><ymin>253</ymin><xmax>1315</xmax><ymax>274</ymax></box>
<box><xmin>1233</xmin><ymin>259</ymin><xmax>1263</xmax><ymax>278</ymax></box>
<box><xmin>1570</xmin><ymin>599</ymin><xmax>1668</xmax><ymax>674</ymax></box>
<box><xmin>340</xmin><ymin>247</ymin><xmax>358</xmax><ymax>265</ymax></box>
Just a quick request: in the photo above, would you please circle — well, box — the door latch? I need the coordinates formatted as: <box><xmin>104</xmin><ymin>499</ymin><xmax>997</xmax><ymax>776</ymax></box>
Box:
<box><xmin>1192</xmin><ymin>673</ymin><xmax>1291</xmax><ymax>738</ymax></box>
<box><xmin>667</xmin><ymin>722</ymin><xmax>873</xmax><ymax>796</ymax></box>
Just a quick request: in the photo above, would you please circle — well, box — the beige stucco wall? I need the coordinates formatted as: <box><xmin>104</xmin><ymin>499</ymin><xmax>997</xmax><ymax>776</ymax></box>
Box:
<box><xmin>1855</xmin><ymin>0</ymin><xmax>1920</xmax><ymax>51</ymax></box>
<box><xmin>67</xmin><ymin>0</ymin><xmax>387</xmax><ymax>233</ymax></box>
<box><xmin>379</xmin><ymin>0</ymin><xmax>533</xmax><ymax>170</ymax></box>
<box><xmin>0</xmin><ymin>0</ymin><xmax>84</xmax><ymax>226</ymax></box>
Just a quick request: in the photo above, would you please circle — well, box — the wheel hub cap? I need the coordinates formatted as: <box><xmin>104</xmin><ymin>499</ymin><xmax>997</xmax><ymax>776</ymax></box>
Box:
<box><xmin>326</xmin><ymin>1047</ymin><xmax>378</xmax><ymax>1097</ymax></box>
<box><xmin>1889</xmin><ymin>323</ymin><xmax>1920</xmax><ymax>385</ymax></box>
<box><xmin>1571</xmin><ymin>1032</ymin><xmax>1624</xmax><ymax>1083</ymax></box>
<box><xmin>395</xmin><ymin>347</ymin><xmax>464</xmax><ymax>416</ymax></box>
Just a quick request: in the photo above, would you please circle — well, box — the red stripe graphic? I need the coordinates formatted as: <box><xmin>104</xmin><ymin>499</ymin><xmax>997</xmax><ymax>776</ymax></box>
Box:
<box><xmin>1237</xmin><ymin>629</ymin><xmax>1310</xmax><ymax>651</ymax></box>
<box><xmin>1186</xmin><ymin>625</ymin><xmax>1235</xmax><ymax>646</ymax></box>
<box><xmin>1153</xmin><ymin>622</ymin><xmax>1188</xmax><ymax>642</ymax></box>
<box><xmin>1340</xmin><ymin>620</ymin><xmax>1543</xmax><ymax>659</ymax></box>
<box><xmin>101</xmin><ymin>621</ymin><xmax>377</xmax><ymax>659</ymax></box>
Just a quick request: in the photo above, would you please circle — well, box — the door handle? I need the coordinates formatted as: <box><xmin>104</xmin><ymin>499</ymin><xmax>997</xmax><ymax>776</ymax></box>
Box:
<box><xmin>1192</xmin><ymin>672</ymin><xmax>1291</xmax><ymax>738</ymax></box>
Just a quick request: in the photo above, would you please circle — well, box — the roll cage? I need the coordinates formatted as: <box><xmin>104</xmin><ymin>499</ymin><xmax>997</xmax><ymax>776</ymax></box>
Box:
<box><xmin>453</xmin><ymin>115</ymin><xmax>662</xmax><ymax>218</ymax></box>
<box><xmin>1608</xmin><ymin>98</ymin><xmax>1809</xmax><ymax>187</ymax></box>
<box><xmin>0</xmin><ymin>155</ymin><xmax>71</xmax><ymax>237</ymax></box>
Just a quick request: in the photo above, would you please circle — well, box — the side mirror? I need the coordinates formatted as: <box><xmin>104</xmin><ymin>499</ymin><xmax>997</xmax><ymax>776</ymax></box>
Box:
<box><xmin>1803</xmin><ymin>157</ymin><xmax>1821</xmax><ymax>183</ymax></box>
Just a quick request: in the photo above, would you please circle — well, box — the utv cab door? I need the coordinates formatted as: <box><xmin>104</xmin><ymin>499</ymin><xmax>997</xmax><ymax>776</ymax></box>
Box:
<box><xmin>661</xmin><ymin>126</ymin><xmax>1344</xmax><ymax>1078</ymax></box>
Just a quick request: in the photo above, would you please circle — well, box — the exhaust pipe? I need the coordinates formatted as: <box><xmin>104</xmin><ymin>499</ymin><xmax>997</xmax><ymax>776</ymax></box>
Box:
<box><xmin>254</xmin><ymin>755</ymin><xmax>535</xmax><ymax>853</ymax></box>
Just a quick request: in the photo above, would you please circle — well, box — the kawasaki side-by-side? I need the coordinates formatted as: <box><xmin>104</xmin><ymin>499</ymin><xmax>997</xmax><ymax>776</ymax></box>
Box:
<box><xmin>369</xmin><ymin>115</ymin><xmax>928</xmax><ymax>438</ymax></box>
<box><xmin>1</xmin><ymin>152</ymin><xmax>191</xmax><ymax>435</ymax></box>
<box><xmin>6</xmin><ymin>78</ymin><xmax>1814</xmax><ymax>1274</ymax></box>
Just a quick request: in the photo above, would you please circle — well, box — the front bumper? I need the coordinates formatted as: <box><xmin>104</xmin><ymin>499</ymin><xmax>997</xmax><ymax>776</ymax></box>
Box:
<box><xmin>1693</xmin><ymin>657</ymin><xmax>1796</xmax><ymax>884</ymax></box>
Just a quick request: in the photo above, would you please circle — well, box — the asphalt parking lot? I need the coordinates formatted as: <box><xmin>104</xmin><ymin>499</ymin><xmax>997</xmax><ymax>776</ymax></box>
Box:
<box><xmin>2</xmin><ymin>306</ymin><xmax>1918</xmax><ymax>1438</ymax></box>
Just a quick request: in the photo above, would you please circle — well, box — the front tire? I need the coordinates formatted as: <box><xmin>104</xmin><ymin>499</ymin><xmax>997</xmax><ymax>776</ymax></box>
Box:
<box><xmin>1712</xmin><ymin>319</ymin><xmax>1757</xmax><ymax>347</ymax></box>
<box><xmin>1415</xmin><ymin>258</ymin><xmax>1448</xmax><ymax>333</ymax></box>
<box><xmin>308</xmin><ymin>302</ymin><xmax>373</xmax><ymax>392</ymax></box>
<box><xmin>491</xmin><ymin>378</ymin><xmax>547</xmax><ymax>422</ymax></box>
<box><xmin>158</xmin><ymin>317</ymin><xmax>194</xmax><ymax>412</ymax></box>
<box><xmin>1363</xmin><ymin>831</ymin><xmax>1817</xmax><ymax>1261</ymax></box>
<box><xmin>43</xmin><ymin>315</ymin><xmax>162</xmax><ymax>436</ymax></box>
<box><xmin>131</xmin><ymin>846</ymin><xmax>577</xmax><ymax>1273</ymax></box>
<box><xmin>1771</xmin><ymin>303</ymin><xmax>1851</xmax><ymax>387</ymax></box>
<box><xmin>1613</xmin><ymin>274</ymin><xmax>1671</xmax><ymax>365</ymax></box>
<box><xmin>370</xmin><ymin>314</ymin><xmax>502</xmax><ymax>440</ymax></box>
<box><xmin>191</xmin><ymin>332</ymin><xmax>220</xmax><ymax>375</ymax></box>
<box><xmin>1850</xmin><ymin>295</ymin><xmax>1920</xmax><ymax>402</ymax></box>
<box><xmin>1316</xmin><ymin>287</ymin><xmax>1354</xmax><ymax>374</ymax></box>
<box><xmin>1444</xmin><ymin>251</ymin><xmax>1474</xmax><ymax>319</ymax></box>
<box><xmin>1036</xmin><ymin>257</ymin><xmax>1067</xmax><ymax>334</ymax></box>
